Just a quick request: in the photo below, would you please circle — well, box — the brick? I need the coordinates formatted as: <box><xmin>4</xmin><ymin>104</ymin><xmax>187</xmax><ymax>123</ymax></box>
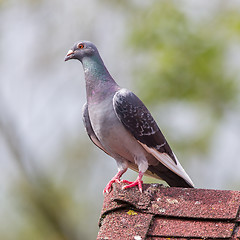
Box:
<box><xmin>97</xmin><ymin>209</ymin><xmax>153</xmax><ymax>240</ymax></box>
<box><xmin>148</xmin><ymin>217</ymin><xmax>235</xmax><ymax>238</ymax></box>
<box><xmin>149</xmin><ymin>187</ymin><xmax>240</xmax><ymax>220</ymax></box>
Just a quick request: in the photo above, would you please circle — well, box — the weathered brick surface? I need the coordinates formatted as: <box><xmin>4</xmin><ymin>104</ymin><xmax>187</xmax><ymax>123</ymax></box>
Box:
<box><xmin>97</xmin><ymin>183</ymin><xmax>240</xmax><ymax>240</ymax></box>
<box><xmin>98</xmin><ymin>209</ymin><xmax>153</xmax><ymax>240</ymax></box>
<box><xmin>149</xmin><ymin>217</ymin><xmax>235</xmax><ymax>238</ymax></box>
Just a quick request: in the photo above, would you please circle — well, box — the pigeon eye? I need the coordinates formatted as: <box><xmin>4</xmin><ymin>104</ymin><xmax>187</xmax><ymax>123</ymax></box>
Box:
<box><xmin>78</xmin><ymin>43</ymin><xmax>84</xmax><ymax>49</ymax></box>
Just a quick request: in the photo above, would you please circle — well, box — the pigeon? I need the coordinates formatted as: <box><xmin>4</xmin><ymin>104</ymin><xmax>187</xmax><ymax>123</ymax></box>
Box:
<box><xmin>65</xmin><ymin>41</ymin><xmax>194</xmax><ymax>193</ymax></box>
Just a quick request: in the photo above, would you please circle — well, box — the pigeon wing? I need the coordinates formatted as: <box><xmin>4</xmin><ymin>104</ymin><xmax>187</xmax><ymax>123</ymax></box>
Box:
<box><xmin>113</xmin><ymin>89</ymin><xmax>194</xmax><ymax>187</ymax></box>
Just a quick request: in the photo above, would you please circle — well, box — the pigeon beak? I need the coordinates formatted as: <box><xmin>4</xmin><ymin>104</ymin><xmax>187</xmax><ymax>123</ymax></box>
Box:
<box><xmin>64</xmin><ymin>49</ymin><xmax>75</xmax><ymax>61</ymax></box>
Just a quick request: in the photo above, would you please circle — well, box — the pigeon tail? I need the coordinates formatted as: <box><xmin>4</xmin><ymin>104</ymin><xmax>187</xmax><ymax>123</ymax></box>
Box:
<box><xmin>148</xmin><ymin>164</ymin><xmax>194</xmax><ymax>188</ymax></box>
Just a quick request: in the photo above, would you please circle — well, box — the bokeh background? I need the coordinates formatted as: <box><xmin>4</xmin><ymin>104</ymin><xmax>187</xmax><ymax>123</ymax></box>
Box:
<box><xmin>1</xmin><ymin>0</ymin><xmax>240</xmax><ymax>239</ymax></box>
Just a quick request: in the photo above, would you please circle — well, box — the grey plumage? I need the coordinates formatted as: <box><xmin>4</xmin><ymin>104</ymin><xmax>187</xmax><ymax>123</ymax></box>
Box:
<box><xmin>82</xmin><ymin>102</ymin><xmax>110</xmax><ymax>155</ymax></box>
<box><xmin>65</xmin><ymin>41</ymin><xmax>194</xmax><ymax>193</ymax></box>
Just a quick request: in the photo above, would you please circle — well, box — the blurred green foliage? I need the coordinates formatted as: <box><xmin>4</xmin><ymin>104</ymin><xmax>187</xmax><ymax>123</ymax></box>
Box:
<box><xmin>128</xmin><ymin>1</ymin><xmax>239</xmax><ymax>115</ymax></box>
<box><xmin>121</xmin><ymin>1</ymin><xmax>240</xmax><ymax>156</ymax></box>
<box><xmin>0</xmin><ymin>110</ymin><xmax>98</xmax><ymax>239</ymax></box>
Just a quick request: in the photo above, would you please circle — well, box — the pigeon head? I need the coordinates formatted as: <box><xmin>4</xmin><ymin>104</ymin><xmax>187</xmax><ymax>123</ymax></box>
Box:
<box><xmin>64</xmin><ymin>41</ymin><xmax>98</xmax><ymax>62</ymax></box>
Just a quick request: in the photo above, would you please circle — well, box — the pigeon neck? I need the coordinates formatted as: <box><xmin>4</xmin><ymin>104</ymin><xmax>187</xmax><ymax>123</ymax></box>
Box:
<box><xmin>82</xmin><ymin>54</ymin><xmax>118</xmax><ymax>102</ymax></box>
<box><xmin>82</xmin><ymin>54</ymin><xmax>115</xmax><ymax>84</ymax></box>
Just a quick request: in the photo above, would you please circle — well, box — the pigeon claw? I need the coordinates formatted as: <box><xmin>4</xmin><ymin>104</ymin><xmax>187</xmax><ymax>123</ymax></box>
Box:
<box><xmin>122</xmin><ymin>179</ymin><xmax>143</xmax><ymax>193</ymax></box>
<box><xmin>120</xmin><ymin>179</ymin><xmax>133</xmax><ymax>184</ymax></box>
<box><xmin>122</xmin><ymin>171</ymin><xmax>144</xmax><ymax>193</ymax></box>
<box><xmin>103</xmin><ymin>169</ymin><xmax>127</xmax><ymax>194</ymax></box>
<box><xmin>103</xmin><ymin>178</ymin><xmax>121</xmax><ymax>194</ymax></box>
<box><xmin>122</xmin><ymin>180</ymin><xmax>143</xmax><ymax>193</ymax></box>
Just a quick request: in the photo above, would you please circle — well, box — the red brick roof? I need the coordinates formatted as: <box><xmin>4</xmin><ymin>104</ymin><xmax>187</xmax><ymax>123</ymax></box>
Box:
<box><xmin>97</xmin><ymin>183</ymin><xmax>240</xmax><ymax>240</ymax></box>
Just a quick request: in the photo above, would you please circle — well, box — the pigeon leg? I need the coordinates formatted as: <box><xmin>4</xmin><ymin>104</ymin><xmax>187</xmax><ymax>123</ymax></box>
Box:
<box><xmin>122</xmin><ymin>171</ymin><xmax>144</xmax><ymax>193</ymax></box>
<box><xmin>103</xmin><ymin>168</ymin><xmax>127</xmax><ymax>194</ymax></box>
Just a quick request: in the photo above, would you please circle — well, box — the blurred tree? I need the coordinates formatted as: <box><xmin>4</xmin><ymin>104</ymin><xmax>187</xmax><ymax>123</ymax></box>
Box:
<box><xmin>127</xmin><ymin>1</ymin><xmax>238</xmax><ymax>112</ymax></box>
<box><xmin>116</xmin><ymin>0</ymin><xmax>240</xmax><ymax>155</ymax></box>
<box><xmin>0</xmin><ymin>100</ymin><xmax>97</xmax><ymax>240</ymax></box>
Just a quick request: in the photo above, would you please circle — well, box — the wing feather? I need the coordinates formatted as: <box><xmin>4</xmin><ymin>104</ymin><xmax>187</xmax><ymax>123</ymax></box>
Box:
<box><xmin>113</xmin><ymin>89</ymin><xmax>194</xmax><ymax>187</ymax></box>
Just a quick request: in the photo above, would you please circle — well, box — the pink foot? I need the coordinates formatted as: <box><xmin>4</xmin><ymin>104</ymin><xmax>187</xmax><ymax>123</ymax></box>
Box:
<box><xmin>122</xmin><ymin>171</ymin><xmax>144</xmax><ymax>193</ymax></box>
<box><xmin>103</xmin><ymin>178</ymin><xmax>120</xmax><ymax>194</ymax></box>
<box><xmin>120</xmin><ymin>179</ymin><xmax>133</xmax><ymax>184</ymax></box>
<box><xmin>103</xmin><ymin>169</ymin><xmax>126</xmax><ymax>194</ymax></box>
